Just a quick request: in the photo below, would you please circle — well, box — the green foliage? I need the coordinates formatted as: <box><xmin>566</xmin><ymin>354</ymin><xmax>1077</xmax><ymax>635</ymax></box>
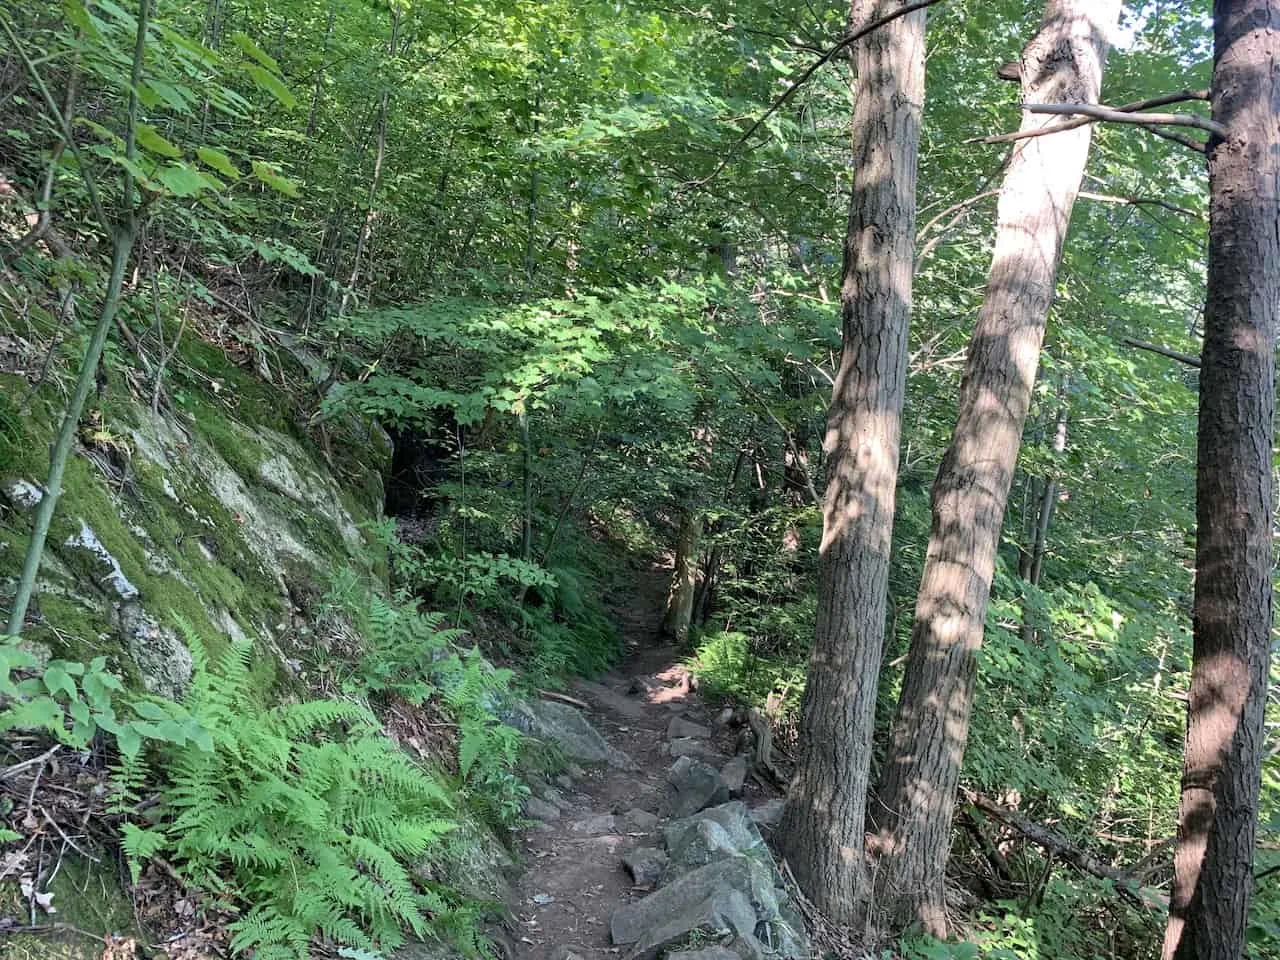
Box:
<box><xmin>3</xmin><ymin>0</ymin><xmax>1276</xmax><ymax>952</ymax></box>
<box><xmin>0</xmin><ymin>635</ymin><xmax>205</xmax><ymax>757</ymax></box>
<box><xmin>128</xmin><ymin>628</ymin><xmax>462</xmax><ymax>960</ymax></box>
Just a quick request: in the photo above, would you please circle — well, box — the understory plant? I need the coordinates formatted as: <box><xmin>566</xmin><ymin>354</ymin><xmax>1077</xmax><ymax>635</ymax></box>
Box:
<box><xmin>121</xmin><ymin>628</ymin><xmax>463</xmax><ymax>960</ymax></box>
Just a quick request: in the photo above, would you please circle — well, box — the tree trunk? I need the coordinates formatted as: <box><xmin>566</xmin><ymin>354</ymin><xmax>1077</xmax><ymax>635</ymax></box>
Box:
<box><xmin>338</xmin><ymin>5</ymin><xmax>399</xmax><ymax>319</ymax></box>
<box><xmin>872</xmin><ymin>0</ymin><xmax>1118</xmax><ymax>935</ymax></box>
<box><xmin>778</xmin><ymin>0</ymin><xmax>928</xmax><ymax>925</ymax></box>
<box><xmin>662</xmin><ymin>510</ymin><xmax>703</xmax><ymax>644</ymax></box>
<box><xmin>1162</xmin><ymin>3</ymin><xmax>1279</xmax><ymax>956</ymax></box>
<box><xmin>1024</xmin><ymin>385</ymin><xmax>1068</xmax><ymax>589</ymax></box>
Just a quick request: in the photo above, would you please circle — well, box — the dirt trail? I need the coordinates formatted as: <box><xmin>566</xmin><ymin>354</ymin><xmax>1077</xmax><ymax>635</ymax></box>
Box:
<box><xmin>504</xmin><ymin>568</ymin><xmax>779</xmax><ymax>960</ymax></box>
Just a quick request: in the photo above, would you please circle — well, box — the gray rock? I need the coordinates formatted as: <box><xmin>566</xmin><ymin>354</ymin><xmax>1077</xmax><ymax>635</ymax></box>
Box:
<box><xmin>569</xmin><ymin>813</ymin><xmax>617</xmax><ymax>834</ymax></box>
<box><xmin>668</xmin><ymin>756</ymin><xmax>730</xmax><ymax>817</ymax></box>
<box><xmin>664</xmin><ymin>819</ymin><xmax>742</xmax><ymax>875</ymax></box>
<box><xmin>523</xmin><ymin>796</ymin><xmax>561</xmax><ymax>822</ymax></box>
<box><xmin>622</xmin><ymin>808</ymin><xmax>660</xmax><ymax>832</ymax></box>
<box><xmin>622</xmin><ymin>846</ymin><xmax>668</xmax><ymax>886</ymax></box>
<box><xmin>610</xmin><ymin>856</ymin><xmax>778</xmax><ymax>949</ymax></box>
<box><xmin>505</xmin><ymin>699</ymin><xmax>637</xmax><ymax>769</ymax></box>
<box><xmin>118</xmin><ymin>602</ymin><xmax>193</xmax><ymax>699</ymax></box>
<box><xmin>555</xmin><ymin>773</ymin><xmax>575</xmax><ymax>791</ymax></box>
<box><xmin>574</xmin><ymin>679</ymin><xmax>648</xmax><ymax>720</ymax></box>
<box><xmin>5</xmin><ymin>479</ymin><xmax>43</xmax><ymax>509</ymax></box>
<box><xmin>713</xmin><ymin>706</ymin><xmax>736</xmax><ymax>727</ymax></box>
<box><xmin>670</xmin><ymin>737</ymin><xmax>720</xmax><ymax>760</ymax></box>
<box><xmin>539</xmin><ymin>784</ymin><xmax>566</xmax><ymax>806</ymax></box>
<box><xmin>65</xmin><ymin>520</ymin><xmax>139</xmax><ymax>600</ymax></box>
<box><xmin>665</xmin><ymin>803</ymin><xmax>769</xmax><ymax>878</ymax></box>
<box><xmin>756</xmin><ymin>902</ymin><xmax>810</xmax><ymax>959</ymax></box>
<box><xmin>668</xmin><ymin>716</ymin><xmax>712</xmax><ymax>739</ymax></box>
<box><xmin>669</xmin><ymin>803</ymin><xmax>766</xmax><ymax>853</ymax></box>
<box><xmin>748</xmin><ymin>799</ymin><xmax>785</xmax><ymax>830</ymax></box>
<box><xmin>721</xmin><ymin>757</ymin><xmax>748</xmax><ymax>795</ymax></box>
<box><xmin>546</xmin><ymin>948</ymin><xmax>586</xmax><ymax>960</ymax></box>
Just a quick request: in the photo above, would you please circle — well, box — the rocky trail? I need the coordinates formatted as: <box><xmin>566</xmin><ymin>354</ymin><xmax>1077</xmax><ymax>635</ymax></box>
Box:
<box><xmin>500</xmin><ymin>573</ymin><xmax>806</xmax><ymax>960</ymax></box>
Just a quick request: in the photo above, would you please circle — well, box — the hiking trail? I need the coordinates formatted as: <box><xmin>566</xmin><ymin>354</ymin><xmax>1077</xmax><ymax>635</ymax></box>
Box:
<box><xmin>501</xmin><ymin>566</ymin><xmax>796</xmax><ymax>960</ymax></box>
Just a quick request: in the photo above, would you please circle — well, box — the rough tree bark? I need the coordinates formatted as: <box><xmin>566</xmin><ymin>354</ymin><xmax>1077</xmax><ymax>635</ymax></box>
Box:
<box><xmin>778</xmin><ymin>0</ymin><xmax>928</xmax><ymax>925</ymax></box>
<box><xmin>871</xmin><ymin>0</ymin><xmax>1119</xmax><ymax>935</ymax></box>
<box><xmin>1162</xmin><ymin>2</ymin><xmax>1279</xmax><ymax>957</ymax></box>
<box><xmin>661</xmin><ymin>509</ymin><xmax>703</xmax><ymax>644</ymax></box>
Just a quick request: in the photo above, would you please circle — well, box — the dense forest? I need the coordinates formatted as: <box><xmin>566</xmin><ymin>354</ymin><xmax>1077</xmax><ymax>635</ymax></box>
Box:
<box><xmin>1</xmin><ymin>1</ymin><xmax>1277</xmax><ymax>959</ymax></box>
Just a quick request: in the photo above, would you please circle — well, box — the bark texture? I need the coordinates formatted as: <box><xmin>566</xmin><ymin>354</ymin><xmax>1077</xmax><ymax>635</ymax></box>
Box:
<box><xmin>1162</xmin><ymin>3</ymin><xmax>1279</xmax><ymax>957</ymax></box>
<box><xmin>871</xmin><ymin>0</ymin><xmax>1119</xmax><ymax>935</ymax></box>
<box><xmin>662</xmin><ymin>510</ymin><xmax>703</xmax><ymax>643</ymax></box>
<box><xmin>778</xmin><ymin>0</ymin><xmax>927</xmax><ymax>925</ymax></box>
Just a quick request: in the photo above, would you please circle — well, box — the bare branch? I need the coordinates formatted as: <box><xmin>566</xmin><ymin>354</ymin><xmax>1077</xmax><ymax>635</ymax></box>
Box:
<box><xmin>1142</xmin><ymin>125</ymin><xmax>1208</xmax><ymax>154</ymax></box>
<box><xmin>685</xmin><ymin>0</ymin><xmax>944</xmax><ymax>190</ymax></box>
<box><xmin>1121</xmin><ymin>336</ymin><xmax>1201</xmax><ymax>368</ymax></box>
<box><xmin>1078</xmin><ymin>191</ymin><xmax>1203</xmax><ymax>220</ymax></box>
<box><xmin>1026</xmin><ymin>102</ymin><xmax>1227</xmax><ymax>139</ymax></box>
<box><xmin>966</xmin><ymin>790</ymin><xmax>1166</xmax><ymax>911</ymax></box>
<box><xmin>719</xmin><ymin>362</ymin><xmax>821</xmax><ymax>506</ymax></box>
<box><xmin>976</xmin><ymin>89</ymin><xmax>1211</xmax><ymax>146</ymax></box>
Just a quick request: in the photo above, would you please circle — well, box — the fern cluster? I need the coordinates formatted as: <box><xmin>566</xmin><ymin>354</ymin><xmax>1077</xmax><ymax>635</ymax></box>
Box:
<box><xmin>126</xmin><ymin>631</ymin><xmax>460</xmax><ymax>960</ymax></box>
<box><xmin>352</xmin><ymin>597</ymin><xmax>530</xmax><ymax>826</ymax></box>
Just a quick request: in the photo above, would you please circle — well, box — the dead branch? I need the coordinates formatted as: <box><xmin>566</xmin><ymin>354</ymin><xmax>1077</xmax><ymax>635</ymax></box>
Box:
<box><xmin>966</xmin><ymin>790</ymin><xmax>1165</xmax><ymax>910</ymax></box>
<box><xmin>1121</xmin><ymin>336</ymin><xmax>1201</xmax><ymax>368</ymax></box>
<box><xmin>686</xmin><ymin>0</ymin><xmax>945</xmax><ymax>189</ymax></box>
<box><xmin>1078</xmin><ymin>192</ymin><xmax>1203</xmax><ymax>220</ymax></box>
<box><xmin>1026</xmin><ymin>102</ymin><xmax>1227</xmax><ymax>139</ymax></box>
<box><xmin>537</xmin><ymin>689</ymin><xmax>589</xmax><ymax>710</ymax></box>
<box><xmin>977</xmin><ymin>89</ymin><xmax>1210</xmax><ymax>145</ymax></box>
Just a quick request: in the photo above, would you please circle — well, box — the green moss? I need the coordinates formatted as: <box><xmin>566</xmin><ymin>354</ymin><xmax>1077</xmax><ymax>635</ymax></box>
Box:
<box><xmin>182</xmin><ymin>393</ymin><xmax>270</xmax><ymax>482</ymax></box>
<box><xmin>0</xmin><ymin>373</ymin><xmax>56</xmax><ymax>480</ymax></box>
<box><xmin>0</xmin><ymin>853</ymin><xmax>141</xmax><ymax>960</ymax></box>
<box><xmin>175</xmin><ymin>336</ymin><xmax>298</xmax><ymax>436</ymax></box>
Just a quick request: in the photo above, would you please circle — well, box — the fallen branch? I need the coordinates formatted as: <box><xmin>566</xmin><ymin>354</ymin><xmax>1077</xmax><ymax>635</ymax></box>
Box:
<box><xmin>1121</xmin><ymin>336</ymin><xmax>1201</xmax><ymax>368</ymax></box>
<box><xmin>537</xmin><ymin>689</ymin><xmax>589</xmax><ymax>710</ymax></box>
<box><xmin>966</xmin><ymin>790</ymin><xmax>1166</xmax><ymax>910</ymax></box>
<box><xmin>0</xmin><ymin>745</ymin><xmax>60</xmax><ymax>782</ymax></box>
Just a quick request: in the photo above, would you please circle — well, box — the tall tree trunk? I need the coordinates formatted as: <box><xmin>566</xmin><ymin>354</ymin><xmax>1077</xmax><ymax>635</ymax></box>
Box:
<box><xmin>339</xmin><ymin>5</ymin><xmax>399</xmax><ymax>319</ymax></box>
<box><xmin>1162</xmin><ymin>3</ymin><xmax>1279</xmax><ymax>956</ymax></box>
<box><xmin>778</xmin><ymin>0</ymin><xmax>928</xmax><ymax>925</ymax></box>
<box><xmin>871</xmin><ymin>0</ymin><xmax>1118</xmax><ymax>935</ymax></box>
<box><xmin>662</xmin><ymin>510</ymin><xmax>703</xmax><ymax>643</ymax></box>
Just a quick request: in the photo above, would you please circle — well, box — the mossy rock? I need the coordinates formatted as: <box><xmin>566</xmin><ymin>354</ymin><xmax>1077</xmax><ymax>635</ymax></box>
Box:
<box><xmin>0</xmin><ymin>853</ymin><xmax>142</xmax><ymax>960</ymax></box>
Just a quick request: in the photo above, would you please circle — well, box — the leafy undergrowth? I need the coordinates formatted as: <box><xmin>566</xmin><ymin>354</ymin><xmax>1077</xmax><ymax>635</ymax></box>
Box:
<box><xmin>1</xmin><ymin>584</ymin><xmax>541</xmax><ymax>960</ymax></box>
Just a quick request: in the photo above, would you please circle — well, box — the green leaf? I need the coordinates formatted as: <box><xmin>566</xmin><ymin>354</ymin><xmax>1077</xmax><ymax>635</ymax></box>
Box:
<box><xmin>244</xmin><ymin>64</ymin><xmax>297</xmax><ymax>110</ymax></box>
<box><xmin>3</xmin><ymin>696</ymin><xmax>65</xmax><ymax>736</ymax></box>
<box><xmin>156</xmin><ymin>162</ymin><xmax>209</xmax><ymax>197</ymax></box>
<box><xmin>196</xmin><ymin>146</ymin><xmax>241</xmax><ymax>179</ymax></box>
<box><xmin>135</xmin><ymin>123</ymin><xmax>182</xmax><ymax>159</ymax></box>
<box><xmin>251</xmin><ymin>160</ymin><xmax>299</xmax><ymax>197</ymax></box>
<box><xmin>42</xmin><ymin>664</ymin><xmax>77</xmax><ymax>701</ymax></box>
<box><xmin>115</xmin><ymin>725</ymin><xmax>142</xmax><ymax>758</ymax></box>
<box><xmin>132</xmin><ymin>700</ymin><xmax>172</xmax><ymax>722</ymax></box>
<box><xmin>232</xmin><ymin>31</ymin><xmax>281</xmax><ymax>75</ymax></box>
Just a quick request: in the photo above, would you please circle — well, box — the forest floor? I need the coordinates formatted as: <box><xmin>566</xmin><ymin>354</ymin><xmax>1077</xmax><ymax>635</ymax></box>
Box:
<box><xmin>502</xmin><ymin>566</ymin><xmax>784</xmax><ymax>960</ymax></box>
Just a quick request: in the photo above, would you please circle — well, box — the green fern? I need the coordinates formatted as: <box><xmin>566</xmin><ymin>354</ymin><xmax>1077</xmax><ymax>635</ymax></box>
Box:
<box><xmin>131</xmin><ymin>626</ymin><xmax>463</xmax><ymax>959</ymax></box>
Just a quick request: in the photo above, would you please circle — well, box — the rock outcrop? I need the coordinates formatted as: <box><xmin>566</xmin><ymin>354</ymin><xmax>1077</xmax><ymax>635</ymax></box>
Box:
<box><xmin>610</xmin><ymin>801</ymin><xmax>809</xmax><ymax>959</ymax></box>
